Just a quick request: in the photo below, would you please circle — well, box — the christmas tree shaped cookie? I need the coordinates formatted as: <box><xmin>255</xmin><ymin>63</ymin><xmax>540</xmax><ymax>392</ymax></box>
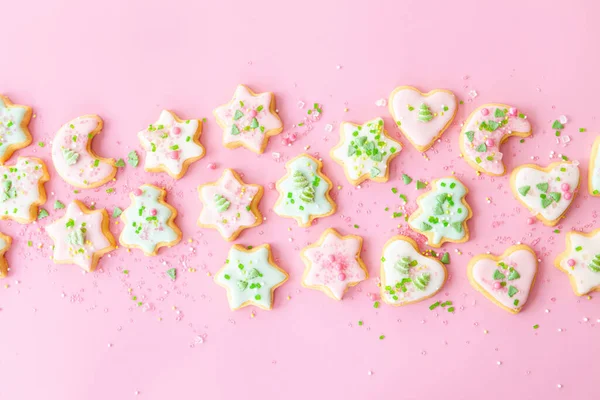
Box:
<box><xmin>0</xmin><ymin>157</ymin><xmax>49</xmax><ymax>224</ymax></box>
<box><xmin>0</xmin><ymin>232</ymin><xmax>12</xmax><ymax>278</ymax></box>
<box><xmin>555</xmin><ymin>228</ymin><xmax>600</xmax><ymax>296</ymax></box>
<box><xmin>0</xmin><ymin>94</ymin><xmax>33</xmax><ymax>164</ymax></box>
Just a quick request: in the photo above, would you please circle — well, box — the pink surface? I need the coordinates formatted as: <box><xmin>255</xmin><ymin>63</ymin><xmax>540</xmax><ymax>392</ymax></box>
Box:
<box><xmin>1</xmin><ymin>0</ymin><xmax>599</xmax><ymax>399</ymax></box>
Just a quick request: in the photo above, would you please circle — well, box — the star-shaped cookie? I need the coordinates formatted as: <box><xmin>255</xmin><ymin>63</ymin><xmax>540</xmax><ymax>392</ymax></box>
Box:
<box><xmin>0</xmin><ymin>94</ymin><xmax>33</xmax><ymax>164</ymax></box>
<box><xmin>0</xmin><ymin>232</ymin><xmax>12</xmax><ymax>278</ymax></box>
<box><xmin>0</xmin><ymin>157</ymin><xmax>49</xmax><ymax>224</ymax></box>
<box><xmin>555</xmin><ymin>228</ymin><xmax>600</xmax><ymax>296</ymax></box>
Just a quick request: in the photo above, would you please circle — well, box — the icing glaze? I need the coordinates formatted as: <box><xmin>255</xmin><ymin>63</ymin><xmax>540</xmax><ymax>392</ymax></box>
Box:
<box><xmin>0</xmin><ymin>95</ymin><xmax>32</xmax><ymax>163</ymax></box>
<box><xmin>0</xmin><ymin>157</ymin><xmax>49</xmax><ymax>224</ymax></box>
<box><xmin>555</xmin><ymin>229</ymin><xmax>600</xmax><ymax>295</ymax></box>
<box><xmin>0</xmin><ymin>231</ymin><xmax>12</xmax><ymax>278</ymax></box>
<box><xmin>588</xmin><ymin>136</ymin><xmax>600</xmax><ymax>196</ymax></box>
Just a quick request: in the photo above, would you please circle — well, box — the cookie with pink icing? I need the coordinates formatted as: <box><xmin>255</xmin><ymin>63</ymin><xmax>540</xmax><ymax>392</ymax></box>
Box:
<box><xmin>555</xmin><ymin>228</ymin><xmax>600</xmax><ymax>296</ymax></box>
<box><xmin>213</xmin><ymin>84</ymin><xmax>283</xmax><ymax>154</ymax></box>
<box><xmin>52</xmin><ymin>115</ymin><xmax>116</xmax><ymax>189</ymax></box>
<box><xmin>0</xmin><ymin>231</ymin><xmax>12</xmax><ymax>278</ymax></box>
<box><xmin>0</xmin><ymin>94</ymin><xmax>33</xmax><ymax>164</ymax></box>
<box><xmin>197</xmin><ymin>169</ymin><xmax>263</xmax><ymax>241</ymax></box>
<box><xmin>0</xmin><ymin>157</ymin><xmax>49</xmax><ymax>224</ymax></box>
<box><xmin>45</xmin><ymin>200</ymin><xmax>116</xmax><ymax>272</ymax></box>
<box><xmin>460</xmin><ymin>104</ymin><xmax>532</xmax><ymax>176</ymax></box>
<box><xmin>300</xmin><ymin>228</ymin><xmax>368</xmax><ymax>301</ymax></box>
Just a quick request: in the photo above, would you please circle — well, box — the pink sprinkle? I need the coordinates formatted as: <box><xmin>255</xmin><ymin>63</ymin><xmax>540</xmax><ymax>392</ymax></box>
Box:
<box><xmin>564</xmin><ymin>192</ymin><xmax>572</xmax><ymax>200</ymax></box>
<box><xmin>248</xmin><ymin>110</ymin><xmax>257</xmax><ymax>118</ymax></box>
<box><xmin>288</xmin><ymin>133</ymin><xmax>297</xmax><ymax>142</ymax></box>
<box><xmin>480</xmin><ymin>108</ymin><xmax>489</xmax><ymax>116</ymax></box>
<box><xmin>168</xmin><ymin>150</ymin><xmax>180</xmax><ymax>160</ymax></box>
<box><xmin>493</xmin><ymin>282</ymin><xmax>502</xmax><ymax>290</ymax></box>
<box><xmin>561</xmin><ymin>183</ymin><xmax>570</xmax><ymax>192</ymax></box>
<box><xmin>207</xmin><ymin>163</ymin><xmax>216</xmax><ymax>170</ymax></box>
<box><xmin>368</xmin><ymin>292</ymin><xmax>380</xmax><ymax>301</ymax></box>
<box><xmin>338</xmin><ymin>273</ymin><xmax>346</xmax><ymax>281</ymax></box>
<box><xmin>150</xmin><ymin>209</ymin><xmax>157</xmax><ymax>216</ymax></box>
<box><xmin>171</xmin><ymin>126</ymin><xmax>181</xmax><ymax>135</ymax></box>
<box><xmin>281</xmin><ymin>138</ymin><xmax>290</xmax><ymax>146</ymax></box>
<box><xmin>335</xmin><ymin>263</ymin><xmax>344</xmax><ymax>272</ymax></box>
<box><xmin>267</xmin><ymin>182</ymin><xmax>275</xmax><ymax>190</ymax></box>
<box><xmin>133</xmin><ymin>188</ymin><xmax>143</xmax><ymax>196</ymax></box>
<box><xmin>485</xmin><ymin>138</ymin><xmax>495</xmax><ymax>147</ymax></box>
<box><xmin>567</xmin><ymin>259</ymin><xmax>576</xmax><ymax>267</ymax></box>
<box><xmin>508</xmin><ymin>107</ymin><xmax>518</xmax><ymax>117</ymax></box>
<box><xmin>526</xmin><ymin>217</ymin><xmax>535</xmax><ymax>225</ymax></box>
<box><xmin>328</xmin><ymin>254</ymin><xmax>336</xmax><ymax>262</ymax></box>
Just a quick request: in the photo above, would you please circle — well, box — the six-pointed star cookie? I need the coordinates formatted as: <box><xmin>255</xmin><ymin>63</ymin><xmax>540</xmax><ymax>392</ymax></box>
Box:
<box><xmin>0</xmin><ymin>94</ymin><xmax>33</xmax><ymax>164</ymax></box>
<box><xmin>0</xmin><ymin>231</ymin><xmax>12</xmax><ymax>278</ymax></box>
<box><xmin>214</xmin><ymin>244</ymin><xmax>288</xmax><ymax>310</ymax></box>
<box><xmin>555</xmin><ymin>228</ymin><xmax>600</xmax><ymax>296</ymax></box>
<box><xmin>45</xmin><ymin>200</ymin><xmax>116</xmax><ymax>272</ymax></box>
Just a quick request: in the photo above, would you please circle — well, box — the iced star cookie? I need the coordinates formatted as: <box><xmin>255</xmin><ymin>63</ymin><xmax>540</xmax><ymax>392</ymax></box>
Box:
<box><xmin>119</xmin><ymin>184</ymin><xmax>181</xmax><ymax>256</ymax></box>
<box><xmin>45</xmin><ymin>200</ymin><xmax>116</xmax><ymax>272</ymax></box>
<box><xmin>460</xmin><ymin>104</ymin><xmax>532</xmax><ymax>176</ymax></box>
<box><xmin>0</xmin><ymin>232</ymin><xmax>12</xmax><ymax>278</ymax></box>
<box><xmin>380</xmin><ymin>235</ymin><xmax>447</xmax><ymax>306</ymax></box>
<box><xmin>52</xmin><ymin>115</ymin><xmax>116</xmax><ymax>189</ymax></box>
<box><xmin>137</xmin><ymin>110</ymin><xmax>204</xmax><ymax>179</ymax></box>
<box><xmin>588</xmin><ymin>136</ymin><xmax>600</xmax><ymax>196</ymax></box>
<box><xmin>388</xmin><ymin>86</ymin><xmax>457</xmax><ymax>152</ymax></box>
<box><xmin>213</xmin><ymin>84</ymin><xmax>283</xmax><ymax>154</ymax></box>
<box><xmin>468</xmin><ymin>245</ymin><xmax>538</xmax><ymax>314</ymax></box>
<box><xmin>197</xmin><ymin>169</ymin><xmax>263</xmax><ymax>241</ymax></box>
<box><xmin>330</xmin><ymin>117</ymin><xmax>402</xmax><ymax>186</ymax></box>
<box><xmin>510</xmin><ymin>161</ymin><xmax>579</xmax><ymax>226</ymax></box>
<box><xmin>555</xmin><ymin>228</ymin><xmax>600</xmax><ymax>296</ymax></box>
<box><xmin>0</xmin><ymin>94</ymin><xmax>33</xmax><ymax>164</ymax></box>
<box><xmin>300</xmin><ymin>228</ymin><xmax>368</xmax><ymax>301</ymax></box>
<box><xmin>214</xmin><ymin>244</ymin><xmax>288</xmax><ymax>310</ymax></box>
<box><xmin>408</xmin><ymin>177</ymin><xmax>472</xmax><ymax>248</ymax></box>
<box><xmin>0</xmin><ymin>157</ymin><xmax>49</xmax><ymax>224</ymax></box>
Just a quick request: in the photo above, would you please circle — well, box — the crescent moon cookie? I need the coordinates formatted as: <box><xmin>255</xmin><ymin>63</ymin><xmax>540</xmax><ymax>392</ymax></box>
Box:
<box><xmin>0</xmin><ymin>94</ymin><xmax>33</xmax><ymax>164</ymax></box>
<box><xmin>460</xmin><ymin>104</ymin><xmax>532</xmax><ymax>176</ymax></box>
<box><xmin>380</xmin><ymin>235</ymin><xmax>447</xmax><ymax>306</ymax></box>
<box><xmin>137</xmin><ymin>110</ymin><xmax>204</xmax><ymax>179</ymax></box>
<box><xmin>213</xmin><ymin>84</ymin><xmax>283</xmax><ymax>154</ymax></box>
<box><xmin>0</xmin><ymin>232</ymin><xmax>12</xmax><ymax>278</ymax></box>
<box><xmin>45</xmin><ymin>200</ymin><xmax>116</xmax><ymax>272</ymax></box>
<box><xmin>52</xmin><ymin>115</ymin><xmax>116</xmax><ymax>189</ymax></box>
<box><xmin>468</xmin><ymin>245</ymin><xmax>538</xmax><ymax>314</ymax></box>
<box><xmin>330</xmin><ymin>117</ymin><xmax>402</xmax><ymax>186</ymax></box>
<box><xmin>300</xmin><ymin>228</ymin><xmax>368</xmax><ymax>301</ymax></box>
<box><xmin>0</xmin><ymin>157</ymin><xmax>49</xmax><ymax>224</ymax></box>
<box><xmin>555</xmin><ymin>228</ymin><xmax>600</xmax><ymax>296</ymax></box>
<box><xmin>388</xmin><ymin>86</ymin><xmax>457</xmax><ymax>152</ymax></box>
<box><xmin>510</xmin><ymin>161</ymin><xmax>579</xmax><ymax>226</ymax></box>
<box><xmin>119</xmin><ymin>184</ymin><xmax>182</xmax><ymax>256</ymax></box>
<box><xmin>588</xmin><ymin>136</ymin><xmax>600</xmax><ymax>196</ymax></box>
<box><xmin>408</xmin><ymin>177</ymin><xmax>472</xmax><ymax>248</ymax></box>
<box><xmin>197</xmin><ymin>169</ymin><xmax>263</xmax><ymax>241</ymax></box>
<box><xmin>214</xmin><ymin>244</ymin><xmax>288</xmax><ymax>311</ymax></box>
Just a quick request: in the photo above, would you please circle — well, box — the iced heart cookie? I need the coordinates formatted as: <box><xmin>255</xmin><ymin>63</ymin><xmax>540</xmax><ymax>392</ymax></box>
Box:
<box><xmin>468</xmin><ymin>245</ymin><xmax>538</xmax><ymax>314</ymax></box>
<box><xmin>300</xmin><ymin>228</ymin><xmax>368</xmax><ymax>301</ymax></box>
<box><xmin>408</xmin><ymin>177</ymin><xmax>472</xmax><ymax>248</ymax></box>
<box><xmin>137</xmin><ymin>110</ymin><xmax>205</xmax><ymax>179</ymax></box>
<box><xmin>510</xmin><ymin>161</ymin><xmax>579</xmax><ymax>226</ymax></box>
<box><xmin>555</xmin><ymin>228</ymin><xmax>600</xmax><ymax>296</ymax></box>
<box><xmin>588</xmin><ymin>136</ymin><xmax>600</xmax><ymax>196</ymax></box>
<box><xmin>52</xmin><ymin>115</ymin><xmax>116</xmax><ymax>189</ymax></box>
<box><xmin>119</xmin><ymin>184</ymin><xmax>181</xmax><ymax>256</ymax></box>
<box><xmin>0</xmin><ymin>94</ymin><xmax>33</xmax><ymax>164</ymax></box>
<box><xmin>0</xmin><ymin>157</ymin><xmax>49</xmax><ymax>224</ymax></box>
<box><xmin>213</xmin><ymin>84</ymin><xmax>283</xmax><ymax>154</ymax></box>
<box><xmin>45</xmin><ymin>200</ymin><xmax>116</xmax><ymax>272</ymax></box>
<box><xmin>273</xmin><ymin>154</ymin><xmax>336</xmax><ymax>227</ymax></box>
<box><xmin>330</xmin><ymin>117</ymin><xmax>402</xmax><ymax>186</ymax></box>
<box><xmin>214</xmin><ymin>243</ymin><xmax>288</xmax><ymax>311</ymax></box>
<box><xmin>388</xmin><ymin>86</ymin><xmax>457</xmax><ymax>152</ymax></box>
<box><xmin>197</xmin><ymin>169</ymin><xmax>263</xmax><ymax>241</ymax></box>
<box><xmin>0</xmin><ymin>232</ymin><xmax>12</xmax><ymax>278</ymax></box>
<box><xmin>460</xmin><ymin>104</ymin><xmax>531</xmax><ymax>176</ymax></box>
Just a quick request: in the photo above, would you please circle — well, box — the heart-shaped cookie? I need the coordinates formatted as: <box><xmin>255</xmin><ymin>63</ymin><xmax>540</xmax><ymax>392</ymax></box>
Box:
<box><xmin>510</xmin><ymin>162</ymin><xmax>579</xmax><ymax>226</ymax></box>
<box><xmin>468</xmin><ymin>245</ymin><xmax>538</xmax><ymax>314</ymax></box>
<box><xmin>388</xmin><ymin>86</ymin><xmax>457</xmax><ymax>152</ymax></box>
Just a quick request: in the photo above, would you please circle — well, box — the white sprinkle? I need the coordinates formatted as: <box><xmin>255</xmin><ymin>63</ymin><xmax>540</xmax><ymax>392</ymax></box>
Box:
<box><xmin>468</xmin><ymin>90</ymin><xmax>478</xmax><ymax>98</ymax></box>
<box><xmin>557</xmin><ymin>384</ymin><xmax>562</xmax><ymax>389</ymax></box>
<box><xmin>297</xmin><ymin>101</ymin><xmax>305</xmax><ymax>109</ymax></box>
<box><xmin>558</xmin><ymin>328</ymin><xmax>562</xmax><ymax>332</ymax></box>
<box><xmin>497</xmin><ymin>361</ymin><xmax>502</xmax><ymax>366</ymax></box>
<box><xmin>583</xmin><ymin>317</ymin><xmax>589</xmax><ymax>322</ymax></box>
<box><xmin>367</xmin><ymin>370</ymin><xmax>373</xmax><ymax>376</ymax></box>
<box><xmin>324</xmin><ymin>124</ymin><xmax>333</xmax><ymax>132</ymax></box>
<box><xmin>375</xmin><ymin>98</ymin><xmax>387</xmax><ymax>107</ymax></box>
<box><xmin>336</xmin><ymin>65</ymin><xmax>342</xmax><ymax>70</ymax></box>
<box><xmin>545</xmin><ymin>309</ymin><xmax>550</xmax><ymax>313</ymax></box>
<box><xmin>559</xmin><ymin>115</ymin><xmax>568</xmax><ymax>124</ymax></box>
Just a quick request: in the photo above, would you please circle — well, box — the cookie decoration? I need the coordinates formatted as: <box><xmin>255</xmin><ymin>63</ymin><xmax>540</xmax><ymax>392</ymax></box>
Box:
<box><xmin>0</xmin><ymin>232</ymin><xmax>12</xmax><ymax>278</ymax></box>
<box><xmin>0</xmin><ymin>94</ymin><xmax>33</xmax><ymax>164</ymax></box>
<box><xmin>555</xmin><ymin>228</ymin><xmax>600</xmax><ymax>296</ymax></box>
<box><xmin>588</xmin><ymin>136</ymin><xmax>600</xmax><ymax>196</ymax></box>
<box><xmin>0</xmin><ymin>157</ymin><xmax>49</xmax><ymax>224</ymax></box>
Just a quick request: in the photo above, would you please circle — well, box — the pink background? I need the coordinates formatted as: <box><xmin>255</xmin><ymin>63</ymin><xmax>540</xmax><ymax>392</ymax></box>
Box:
<box><xmin>1</xmin><ymin>0</ymin><xmax>599</xmax><ymax>399</ymax></box>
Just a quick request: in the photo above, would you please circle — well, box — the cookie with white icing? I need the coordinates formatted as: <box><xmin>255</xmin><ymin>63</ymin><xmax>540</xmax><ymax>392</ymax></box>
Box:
<box><xmin>0</xmin><ymin>94</ymin><xmax>33</xmax><ymax>164</ymax></box>
<box><xmin>0</xmin><ymin>232</ymin><xmax>12</xmax><ymax>278</ymax></box>
<box><xmin>588</xmin><ymin>136</ymin><xmax>600</xmax><ymax>196</ymax></box>
<box><xmin>555</xmin><ymin>228</ymin><xmax>600</xmax><ymax>296</ymax></box>
<box><xmin>0</xmin><ymin>157</ymin><xmax>49</xmax><ymax>224</ymax></box>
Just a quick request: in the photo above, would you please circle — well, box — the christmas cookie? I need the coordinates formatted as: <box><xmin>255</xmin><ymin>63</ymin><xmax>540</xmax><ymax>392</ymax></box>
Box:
<box><xmin>408</xmin><ymin>177</ymin><xmax>472</xmax><ymax>248</ymax></box>
<box><xmin>330</xmin><ymin>117</ymin><xmax>402</xmax><ymax>186</ymax></box>
<box><xmin>197</xmin><ymin>169</ymin><xmax>263</xmax><ymax>241</ymax></box>
<box><xmin>460</xmin><ymin>104</ymin><xmax>532</xmax><ymax>176</ymax></box>
<box><xmin>45</xmin><ymin>200</ymin><xmax>116</xmax><ymax>272</ymax></box>
<box><xmin>555</xmin><ymin>228</ymin><xmax>600</xmax><ymax>296</ymax></box>
<box><xmin>0</xmin><ymin>157</ymin><xmax>49</xmax><ymax>224</ymax></box>
<box><xmin>52</xmin><ymin>115</ymin><xmax>116</xmax><ymax>189</ymax></box>
<box><xmin>0</xmin><ymin>94</ymin><xmax>33</xmax><ymax>164</ymax></box>
<box><xmin>468</xmin><ymin>245</ymin><xmax>538</xmax><ymax>314</ymax></box>
<box><xmin>380</xmin><ymin>235</ymin><xmax>447</xmax><ymax>306</ymax></box>
<box><xmin>137</xmin><ymin>110</ymin><xmax>205</xmax><ymax>179</ymax></box>
<box><xmin>214</xmin><ymin>244</ymin><xmax>288</xmax><ymax>310</ymax></box>
<box><xmin>213</xmin><ymin>84</ymin><xmax>283</xmax><ymax>154</ymax></box>
<box><xmin>588</xmin><ymin>136</ymin><xmax>600</xmax><ymax>196</ymax></box>
<box><xmin>510</xmin><ymin>161</ymin><xmax>579</xmax><ymax>226</ymax></box>
<box><xmin>119</xmin><ymin>184</ymin><xmax>181</xmax><ymax>256</ymax></box>
<box><xmin>300</xmin><ymin>228</ymin><xmax>368</xmax><ymax>301</ymax></box>
<box><xmin>0</xmin><ymin>232</ymin><xmax>12</xmax><ymax>278</ymax></box>
<box><xmin>388</xmin><ymin>86</ymin><xmax>457</xmax><ymax>152</ymax></box>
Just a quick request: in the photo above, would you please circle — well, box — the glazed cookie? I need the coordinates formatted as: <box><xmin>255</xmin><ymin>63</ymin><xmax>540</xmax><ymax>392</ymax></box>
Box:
<box><xmin>380</xmin><ymin>235</ymin><xmax>447</xmax><ymax>306</ymax></box>
<box><xmin>388</xmin><ymin>86</ymin><xmax>457</xmax><ymax>152</ymax></box>
<box><xmin>45</xmin><ymin>200</ymin><xmax>116</xmax><ymax>272</ymax></box>
<box><xmin>0</xmin><ymin>157</ymin><xmax>49</xmax><ymax>224</ymax></box>
<box><xmin>330</xmin><ymin>117</ymin><xmax>402</xmax><ymax>186</ymax></box>
<box><xmin>137</xmin><ymin>110</ymin><xmax>204</xmax><ymax>179</ymax></box>
<box><xmin>588</xmin><ymin>136</ymin><xmax>600</xmax><ymax>196</ymax></box>
<box><xmin>214</xmin><ymin>243</ymin><xmax>288</xmax><ymax>310</ymax></box>
<box><xmin>510</xmin><ymin>161</ymin><xmax>579</xmax><ymax>226</ymax></box>
<box><xmin>0</xmin><ymin>232</ymin><xmax>12</xmax><ymax>278</ymax></box>
<box><xmin>468</xmin><ymin>245</ymin><xmax>538</xmax><ymax>314</ymax></box>
<box><xmin>0</xmin><ymin>94</ymin><xmax>33</xmax><ymax>164</ymax></box>
<box><xmin>460</xmin><ymin>104</ymin><xmax>532</xmax><ymax>176</ymax></box>
<box><xmin>52</xmin><ymin>115</ymin><xmax>116</xmax><ymax>189</ymax></box>
<box><xmin>273</xmin><ymin>154</ymin><xmax>336</xmax><ymax>227</ymax></box>
<box><xmin>555</xmin><ymin>228</ymin><xmax>600</xmax><ymax>296</ymax></box>
<box><xmin>119</xmin><ymin>184</ymin><xmax>181</xmax><ymax>256</ymax></box>
<box><xmin>197</xmin><ymin>169</ymin><xmax>263</xmax><ymax>241</ymax></box>
<box><xmin>408</xmin><ymin>177</ymin><xmax>472</xmax><ymax>248</ymax></box>
<box><xmin>213</xmin><ymin>84</ymin><xmax>283</xmax><ymax>154</ymax></box>
<box><xmin>300</xmin><ymin>228</ymin><xmax>368</xmax><ymax>301</ymax></box>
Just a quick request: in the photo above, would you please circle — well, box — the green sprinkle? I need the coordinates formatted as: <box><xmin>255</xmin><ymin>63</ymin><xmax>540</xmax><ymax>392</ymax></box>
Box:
<box><xmin>579</xmin><ymin>128</ymin><xmax>586</xmax><ymax>132</ymax></box>
<box><xmin>402</xmin><ymin>174</ymin><xmax>413</xmax><ymax>184</ymax></box>
<box><xmin>399</xmin><ymin>194</ymin><xmax>408</xmax><ymax>203</ymax></box>
<box><xmin>106</xmin><ymin>188</ymin><xmax>115</xmax><ymax>194</ymax></box>
<box><xmin>533</xmin><ymin>324</ymin><xmax>539</xmax><ymax>330</ymax></box>
<box><xmin>37</xmin><ymin>208</ymin><xmax>49</xmax><ymax>220</ymax></box>
<box><xmin>575</xmin><ymin>246</ymin><xmax>583</xmax><ymax>251</ymax></box>
<box><xmin>353</xmin><ymin>224</ymin><xmax>359</xmax><ymax>229</ymax></box>
<box><xmin>373</xmin><ymin>301</ymin><xmax>380</xmax><ymax>309</ymax></box>
<box><xmin>166</xmin><ymin>268</ymin><xmax>176</xmax><ymax>281</ymax></box>
<box><xmin>429</xmin><ymin>301</ymin><xmax>440</xmax><ymax>310</ymax></box>
<box><xmin>391</xmin><ymin>187</ymin><xmax>398</xmax><ymax>194</ymax></box>
<box><xmin>27</xmin><ymin>240</ymin><xmax>32</xmax><ymax>247</ymax></box>
<box><xmin>518</xmin><ymin>186</ymin><xmax>530</xmax><ymax>196</ymax></box>
<box><xmin>112</xmin><ymin>207</ymin><xmax>123</xmax><ymax>218</ymax></box>
<box><xmin>54</xmin><ymin>200</ymin><xmax>65</xmax><ymax>210</ymax></box>
<box><xmin>123</xmin><ymin>270</ymin><xmax>129</xmax><ymax>275</ymax></box>
<box><xmin>127</xmin><ymin>151</ymin><xmax>139</xmax><ymax>167</ymax></box>
<box><xmin>508</xmin><ymin>286</ymin><xmax>518</xmax><ymax>297</ymax></box>
<box><xmin>358</xmin><ymin>320</ymin><xmax>363</xmax><ymax>326</ymax></box>
<box><xmin>552</xmin><ymin>120</ymin><xmax>564</xmax><ymax>130</ymax></box>
<box><xmin>440</xmin><ymin>252</ymin><xmax>450</xmax><ymax>264</ymax></box>
<box><xmin>379</xmin><ymin>335</ymin><xmax>385</xmax><ymax>340</ymax></box>
<box><xmin>115</xmin><ymin>158</ymin><xmax>126</xmax><ymax>168</ymax></box>
<box><xmin>38</xmin><ymin>141</ymin><xmax>45</xmax><ymax>147</ymax></box>
<box><xmin>416</xmin><ymin>180</ymin><xmax>426</xmax><ymax>190</ymax></box>
<box><xmin>447</xmin><ymin>307</ymin><xmax>455</xmax><ymax>313</ymax></box>
<box><xmin>65</xmin><ymin>218</ymin><xmax>75</xmax><ymax>228</ymax></box>
<box><xmin>392</xmin><ymin>212</ymin><xmax>403</xmax><ymax>218</ymax></box>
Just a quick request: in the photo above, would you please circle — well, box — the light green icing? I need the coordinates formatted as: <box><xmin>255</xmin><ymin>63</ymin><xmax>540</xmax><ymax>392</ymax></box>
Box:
<box><xmin>0</xmin><ymin>100</ymin><xmax>28</xmax><ymax>157</ymax></box>
<box><xmin>418</xmin><ymin>103</ymin><xmax>433</xmax><ymax>122</ymax></box>
<box><xmin>67</xmin><ymin>228</ymin><xmax>85</xmax><ymax>246</ymax></box>
<box><xmin>0</xmin><ymin>180</ymin><xmax>16</xmax><ymax>202</ymax></box>
<box><xmin>61</xmin><ymin>148</ymin><xmax>79</xmax><ymax>166</ymax></box>
<box><xmin>214</xmin><ymin>193</ymin><xmax>231</xmax><ymax>212</ymax></box>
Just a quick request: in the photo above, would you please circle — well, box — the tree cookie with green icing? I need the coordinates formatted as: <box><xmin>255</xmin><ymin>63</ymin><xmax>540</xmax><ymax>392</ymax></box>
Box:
<box><xmin>0</xmin><ymin>157</ymin><xmax>49</xmax><ymax>224</ymax></box>
<box><xmin>0</xmin><ymin>94</ymin><xmax>33</xmax><ymax>164</ymax></box>
<box><xmin>0</xmin><ymin>231</ymin><xmax>12</xmax><ymax>278</ymax></box>
<box><xmin>554</xmin><ymin>228</ymin><xmax>600</xmax><ymax>296</ymax></box>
